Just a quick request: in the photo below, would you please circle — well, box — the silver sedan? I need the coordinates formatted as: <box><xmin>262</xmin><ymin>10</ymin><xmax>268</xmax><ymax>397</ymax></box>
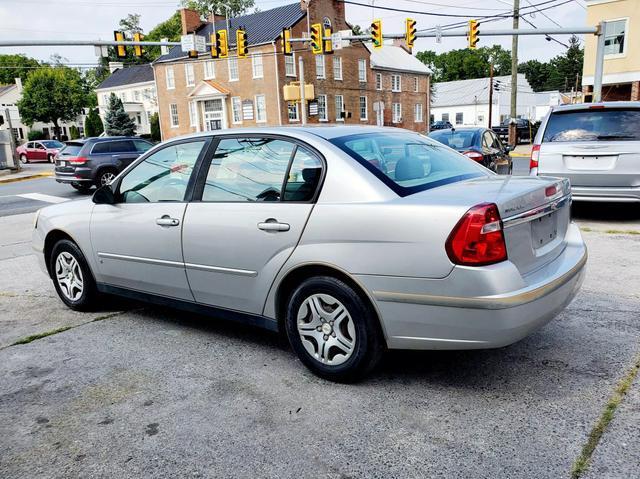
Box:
<box><xmin>33</xmin><ymin>127</ymin><xmax>587</xmax><ymax>381</ymax></box>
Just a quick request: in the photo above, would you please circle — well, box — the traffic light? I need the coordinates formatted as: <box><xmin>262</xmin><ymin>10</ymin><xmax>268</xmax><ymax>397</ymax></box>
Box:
<box><xmin>468</xmin><ymin>19</ymin><xmax>479</xmax><ymax>49</ymax></box>
<box><xmin>323</xmin><ymin>27</ymin><xmax>333</xmax><ymax>54</ymax></box>
<box><xmin>281</xmin><ymin>28</ymin><xmax>292</xmax><ymax>56</ymax></box>
<box><xmin>405</xmin><ymin>18</ymin><xmax>416</xmax><ymax>49</ymax></box>
<box><xmin>236</xmin><ymin>29</ymin><xmax>248</xmax><ymax>58</ymax></box>
<box><xmin>216</xmin><ymin>29</ymin><xmax>228</xmax><ymax>58</ymax></box>
<box><xmin>113</xmin><ymin>31</ymin><xmax>126</xmax><ymax>58</ymax></box>
<box><xmin>133</xmin><ymin>32</ymin><xmax>144</xmax><ymax>57</ymax></box>
<box><xmin>370</xmin><ymin>19</ymin><xmax>382</xmax><ymax>49</ymax></box>
<box><xmin>310</xmin><ymin>23</ymin><xmax>323</xmax><ymax>54</ymax></box>
<box><xmin>210</xmin><ymin>33</ymin><xmax>218</xmax><ymax>58</ymax></box>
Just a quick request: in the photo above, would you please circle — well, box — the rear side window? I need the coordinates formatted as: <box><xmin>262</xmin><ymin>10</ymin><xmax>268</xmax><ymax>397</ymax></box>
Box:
<box><xmin>331</xmin><ymin>132</ymin><xmax>487</xmax><ymax>197</ymax></box>
<box><xmin>91</xmin><ymin>142</ymin><xmax>111</xmax><ymax>154</ymax></box>
<box><xmin>543</xmin><ymin>108</ymin><xmax>640</xmax><ymax>142</ymax></box>
<box><xmin>59</xmin><ymin>143</ymin><xmax>83</xmax><ymax>156</ymax></box>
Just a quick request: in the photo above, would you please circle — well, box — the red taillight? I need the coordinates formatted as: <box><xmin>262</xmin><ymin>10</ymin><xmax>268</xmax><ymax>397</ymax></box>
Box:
<box><xmin>530</xmin><ymin>144</ymin><xmax>540</xmax><ymax>171</ymax></box>
<box><xmin>69</xmin><ymin>156</ymin><xmax>87</xmax><ymax>165</ymax></box>
<box><xmin>545</xmin><ymin>185</ymin><xmax>557</xmax><ymax>197</ymax></box>
<box><xmin>463</xmin><ymin>150</ymin><xmax>484</xmax><ymax>162</ymax></box>
<box><xmin>445</xmin><ymin>203</ymin><xmax>507</xmax><ymax>266</ymax></box>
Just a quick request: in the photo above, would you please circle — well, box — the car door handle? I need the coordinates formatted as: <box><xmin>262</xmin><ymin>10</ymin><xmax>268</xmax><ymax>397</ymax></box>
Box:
<box><xmin>258</xmin><ymin>220</ymin><xmax>290</xmax><ymax>232</ymax></box>
<box><xmin>156</xmin><ymin>216</ymin><xmax>180</xmax><ymax>227</ymax></box>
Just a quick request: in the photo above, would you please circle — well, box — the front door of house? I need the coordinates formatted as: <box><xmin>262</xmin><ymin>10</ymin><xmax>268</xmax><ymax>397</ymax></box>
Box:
<box><xmin>203</xmin><ymin>99</ymin><xmax>225</xmax><ymax>131</ymax></box>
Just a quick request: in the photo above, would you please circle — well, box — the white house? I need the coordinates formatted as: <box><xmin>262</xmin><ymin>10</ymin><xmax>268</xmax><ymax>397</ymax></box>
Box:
<box><xmin>96</xmin><ymin>63</ymin><xmax>158</xmax><ymax>135</ymax></box>
<box><xmin>430</xmin><ymin>74</ymin><xmax>564</xmax><ymax>128</ymax></box>
<box><xmin>0</xmin><ymin>78</ymin><xmax>85</xmax><ymax>143</ymax></box>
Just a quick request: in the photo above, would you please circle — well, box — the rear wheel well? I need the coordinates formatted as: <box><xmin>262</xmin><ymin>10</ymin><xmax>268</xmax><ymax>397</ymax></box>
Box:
<box><xmin>43</xmin><ymin>230</ymin><xmax>75</xmax><ymax>278</ymax></box>
<box><xmin>275</xmin><ymin>264</ymin><xmax>385</xmax><ymax>342</ymax></box>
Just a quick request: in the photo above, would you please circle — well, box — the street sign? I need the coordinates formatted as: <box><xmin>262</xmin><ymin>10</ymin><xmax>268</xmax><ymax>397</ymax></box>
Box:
<box><xmin>309</xmin><ymin>101</ymin><xmax>318</xmax><ymax>116</ymax></box>
<box><xmin>331</xmin><ymin>33</ymin><xmax>342</xmax><ymax>51</ymax></box>
<box><xmin>181</xmin><ymin>34</ymin><xmax>206</xmax><ymax>53</ymax></box>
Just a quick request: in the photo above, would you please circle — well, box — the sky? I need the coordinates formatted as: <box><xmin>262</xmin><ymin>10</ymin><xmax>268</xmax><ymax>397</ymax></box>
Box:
<box><xmin>0</xmin><ymin>0</ymin><xmax>588</xmax><ymax>68</ymax></box>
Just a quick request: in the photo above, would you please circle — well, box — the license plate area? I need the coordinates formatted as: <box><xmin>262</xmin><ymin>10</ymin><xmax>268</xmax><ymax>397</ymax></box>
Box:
<box><xmin>531</xmin><ymin>212</ymin><xmax>558</xmax><ymax>249</ymax></box>
<box><xmin>564</xmin><ymin>155</ymin><xmax>617</xmax><ymax>171</ymax></box>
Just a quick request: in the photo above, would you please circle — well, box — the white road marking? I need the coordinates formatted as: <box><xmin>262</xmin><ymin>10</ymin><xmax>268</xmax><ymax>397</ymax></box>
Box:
<box><xmin>16</xmin><ymin>193</ymin><xmax>70</xmax><ymax>204</ymax></box>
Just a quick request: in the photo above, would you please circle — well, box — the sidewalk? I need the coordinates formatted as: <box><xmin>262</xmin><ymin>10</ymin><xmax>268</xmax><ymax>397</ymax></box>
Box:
<box><xmin>511</xmin><ymin>144</ymin><xmax>532</xmax><ymax>158</ymax></box>
<box><xmin>0</xmin><ymin>164</ymin><xmax>54</xmax><ymax>184</ymax></box>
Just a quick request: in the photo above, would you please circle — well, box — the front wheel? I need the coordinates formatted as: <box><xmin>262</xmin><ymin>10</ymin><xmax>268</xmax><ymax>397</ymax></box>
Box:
<box><xmin>285</xmin><ymin>276</ymin><xmax>383</xmax><ymax>382</ymax></box>
<box><xmin>20</xmin><ymin>154</ymin><xmax>28</xmax><ymax>164</ymax></box>
<box><xmin>50</xmin><ymin>239</ymin><xmax>100</xmax><ymax>311</ymax></box>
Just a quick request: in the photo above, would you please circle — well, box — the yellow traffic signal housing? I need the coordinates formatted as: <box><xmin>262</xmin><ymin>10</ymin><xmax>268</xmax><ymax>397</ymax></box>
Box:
<box><xmin>113</xmin><ymin>31</ymin><xmax>126</xmax><ymax>58</ymax></box>
<box><xmin>237</xmin><ymin>29</ymin><xmax>248</xmax><ymax>58</ymax></box>
<box><xmin>133</xmin><ymin>32</ymin><xmax>144</xmax><ymax>57</ymax></box>
<box><xmin>468</xmin><ymin>19</ymin><xmax>480</xmax><ymax>49</ymax></box>
<box><xmin>216</xmin><ymin>30</ymin><xmax>229</xmax><ymax>58</ymax></box>
<box><xmin>281</xmin><ymin>28</ymin><xmax>292</xmax><ymax>56</ymax></box>
<box><xmin>188</xmin><ymin>50</ymin><xmax>198</xmax><ymax>59</ymax></box>
<box><xmin>323</xmin><ymin>27</ymin><xmax>333</xmax><ymax>54</ymax></box>
<box><xmin>405</xmin><ymin>18</ymin><xmax>416</xmax><ymax>49</ymax></box>
<box><xmin>310</xmin><ymin>23</ymin><xmax>323</xmax><ymax>54</ymax></box>
<box><xmin>370</xmin><ymin>19</ymin><xmax>382</xmax><ymax>49</ymax></box>
<box><xmin>210</xmin><ymin>33</ymin><xmax>218</xmax><ymax>58</ymax></box>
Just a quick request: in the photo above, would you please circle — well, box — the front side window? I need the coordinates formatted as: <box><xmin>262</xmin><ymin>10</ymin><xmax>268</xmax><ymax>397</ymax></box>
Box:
<box><xmin>119</xmin><ymin>140</ymin><xmax>206</xmax><ymax>203</ymax></box>
<box><xmin>333</xmin><ymin>57</ymin><xmax>342</xmax><ymax>80</ymax></box>
<box><xmin>604</xmin><ymin>19</ymin><xmax>627</xmax><ymax>56</ymax></box>
<box><xmin>255</xmin><ymin>94</ymin><xmax>267</xmax><ymax>122</ymax></box>
<box><xmin>204</xmin><ymin>60</ymin><xmax>215</xmax><ymax>79</ymax></box>
<box><xmin>285</xmin><ymin>54</ymin><xmax>296</xmax><ymax>77</ymax></box>
<box><xmin>228</xmin><ymin>57</ymin><xmax>239</xmax><ymax>81</ymax></box>
<box><xmin>316</xmin><ymin>55</ymin><xmax>325</xmax><ymax>79</ymax></box>
<box><xmin>542</xmin><ymin>108</ymin><xmax>640</xmax><ymax>142</ymax></box>
<box><xmin>166</xmin><ymin>66</ymin><xmax>175</xmax><ymax>89</ymax></box>
<box><xmin>185</xmin><ymin>63</ymin><xmax>195</xmax><ymax>86</ymax></box>
<box><xmin>358</xmin><ymin>59</ymin><xmax>367</xmax><ymax>82</ymax></box>
<box><xmin>108</xmin><ymin>140</ymin><xmax>135</xmax><ymax>153</ymax></box>
<box><xmin>231</xmin><ymin>96</ymin><xmax>242</xmax><ymax>124</ymax></box>
<box><xmin>170</xmin><ymin>104</ymin><xmax>179</xmax><ymax>127</ymax></box>
<box><xmin>252</xmin><ymin>53</ymin><xmax>264</xmax><ymax>78</ymax></box>
<box><xmin>335</xmin><ymin>95</ymin><xmax>344</xmax><ymax>121</ymax></box>
<box><xmin>317</xmin><ymin>94</ymin><xmax>328</xmax><ymax>121</ymax></box>
<box><xmin>330</xmin><ymin>132</ymin><xmax>487</xmax><ymax>197</ymax></box>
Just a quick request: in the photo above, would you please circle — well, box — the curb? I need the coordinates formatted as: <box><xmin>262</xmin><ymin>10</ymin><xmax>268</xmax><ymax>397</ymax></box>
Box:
<box><xmin>0</xmin><ymin>172</ymin><xmax>54</xmax><ymax>185</ymax></box>
<box><xmin>510</xmin><ymin>153</ymin><xmax>530</xmax><ymax>158</ymax></box>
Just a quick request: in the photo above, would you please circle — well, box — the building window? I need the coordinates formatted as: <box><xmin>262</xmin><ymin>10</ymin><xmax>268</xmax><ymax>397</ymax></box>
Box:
<box><xmin>121</xmin><ymin>92</ymin><xmax>127</xmax><ymax>102</ymax></box>
<box><xmin>375</xmin><ymin>73</ymin><xmax>382</xmax><ymax>90</ymax></box>
<box><xmin>414</xmin><ymin>77</ymin><xmax>419</xmax><ymax>92</ymax></box>
<box><xmin>316</xmin><ymin>55</ymin><xmax>325</xmax><ymax>79</ymax></box>
<box><xmin>392</xmin><ymin>103</ymin><xmax>401</xmax><ymax>123</ymax></box>
<box><xmin>185</xmin><ymin>63</ymin><xmax>195</xmax><ymax>87</ymax></box>
<box><xmin>335</xmin><ymin>95</ymin><xmax>344</xmax><ymax>121</ymax></box>
<box><xmin>323</xmin><ymin>17</ymin><xmax>332</xmax><ymax>31</ymax></box>
<box><xmin>285</xmin><ymin>54</ymin><xmax>296</xmax><ymax>77</ymax></box>
<box><xmin>604</xmin><ymin>19</ymin><xmax>627</xmax><ymax>56</ymax></box>
<box><xmin>359</xmin><ymin>96</ymin><xmax>368</xmax><ymax>121</ymax></box>
<box><xmin>414</xmin><ymin>103</ymin><xmax>423</xmax><ymax>122</ymax></box>
<box><xmin>358</xmin><ymin>59</ymin><xmax>367</xmax><ymax>82</ymax></box>
<box><xmin>288</xmin><ymin>102</ymin><xmax>299</xmax><ymax>122</ymax></box>
<box><xmin>255</xmin><ymin>94</ymin><xmax>267</xmax><ymax>122</ymax></box>
<box><xmin>317</xmin><ymin>94</ymin><xmax>328</xmax><ymax>121</ymax></box>
<box><xmin>442</xmin><ymin>113</ymin><xmax>449</xmax><ymax>122</ymax></box>
<box><xmin>430</xmin><ymin>114</ymin><xmax>435</xmax><ymax>124</ymax></box>
<box><xmin>455</xmin><ymin>112</ymin><xmax>463</xmax><ymax>125</ymax></box>
<box><xmin>231</xmin><ymin>96</ymin><xmax>242</xmax><ymax>123</ymax></box>
<box><xmin>252</xmin><ymin>53</ymin><xmax>264</xmax><ymax>79</ymax></box>
<box><xmin>102</xmin><ymin>94</ymin><xmax>108</xmax><ymax>104</ymax></box>
<box><xmin>166</xmin><ymin>66</ymin><xmax>175</xmax><ymax>89</ymax></box>
<box><xmin>134</xmin><ymin>90</ymin><xmax>141</xmax><ymax>101</ymax></box>
<box><xmin>204</xmin><ymin>60</ymin><xmax>215</xmax><ymax>79</ymax></box>
<box><xmin>189</xmin><ymin>102</ymin><xmax>196</xmax><ymax>126</ymax></box>
<box><xmin>228</xmin><ymin>57</ymin><xmax>239</xmax><ymax>81</ymax></box>
<box><xmin>170</xmin><ymin>103</ymin><xmax>179</xmax><ymax>127</ymax></box>
<box><xmin>333</xmin><ymin>57</ymin><xmax>343</xmax><ymax>80</ymax></box>
<box><xmin>391</xmin><ymin>74</ymin><xmax>401</xmax><ymax>92</ymax></box>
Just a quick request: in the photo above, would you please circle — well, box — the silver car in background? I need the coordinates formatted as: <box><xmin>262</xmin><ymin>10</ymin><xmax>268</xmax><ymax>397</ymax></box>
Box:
<box><xmin>530</xmin><ymin>102</ymin><xmax>640</xmax><ymax>202</ymax></box>
<box><xmin>33</xmin><ymin>127</ymin><xmax>587</xmax><ymax>381</ymax></box>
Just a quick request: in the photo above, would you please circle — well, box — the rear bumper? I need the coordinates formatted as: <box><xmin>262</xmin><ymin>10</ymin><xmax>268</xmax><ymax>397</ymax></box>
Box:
<box><xmin>571</xmin><ymin>185</ymin><xmax>640</xmax><ymax>203</ymax></box>
<box><xmin>357</xmin><ymin>223</ymin><xmax>587</xmax><ymax>350</ymax></box>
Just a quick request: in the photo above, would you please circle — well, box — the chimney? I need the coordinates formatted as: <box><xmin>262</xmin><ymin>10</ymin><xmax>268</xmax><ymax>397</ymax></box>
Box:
<box><xmin>109</xmin><ymin>62</ymin><xmax>124</xmax><ymax>73</ymax></box>
<box><xmin>393</xmin><ymin>38</ymin><xmax>411</xmax><ymax>53</ymax></box>
<box><xmin>181</xmin><ymin>8</ymin><xmax>204</xmax><ymax>35</ymax></box>
<box><xmin>14</xmin><ymin>77</ymin><xmax>22</xmax><ymax>93</ymax></box>
<box><xmin>207</xmin><ymin>12</ymin><xmax>226</xmax><ymax>26</ymax></box>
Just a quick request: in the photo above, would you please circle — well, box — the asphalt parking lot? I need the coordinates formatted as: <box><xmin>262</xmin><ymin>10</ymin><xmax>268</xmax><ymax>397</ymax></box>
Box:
<box><xmin>1</xmin><ymin>176</ymin><xmax>639</xmax><ymax>478</ymax></box>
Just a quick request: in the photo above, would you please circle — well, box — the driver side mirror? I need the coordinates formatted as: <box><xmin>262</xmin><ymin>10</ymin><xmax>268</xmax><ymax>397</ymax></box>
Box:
<box><xmin>93</xmin><ymin>185</ymin><xmax>116</xmax><ymax>205</ymax></box>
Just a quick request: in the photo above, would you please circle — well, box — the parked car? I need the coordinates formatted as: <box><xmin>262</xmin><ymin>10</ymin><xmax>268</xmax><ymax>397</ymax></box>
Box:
<box><xmin>33</xmin><ymin>127</ymin><xmax>586</xmax><ymax>381</ymax></box>
<box><xmin>54</xmin><ymin>136</ymin><xmax>153</xmax><ymax>192</ymax></box>
<box><xmin>428</xmin><ymin>127</ymin><xmax>513</xmax><ymax>174</ymax></box>
<box><xmin>492</xmin><ymin>118</ymin><xmax>537</xmax><ymax>145</ymax></box>
<box><xmin>430</xmin><ymin>120</ymin><xmax>453</xmax><ymax>131</ymax></box>
<box><xmin>16</xmin><ymin>140</ymin><xmax>64</xmax><ymax>163</ymax></box>
<box><xmin>530</xmin><ymin>102</ymin><xmax>640</xmax><ymax>202</ymax></box>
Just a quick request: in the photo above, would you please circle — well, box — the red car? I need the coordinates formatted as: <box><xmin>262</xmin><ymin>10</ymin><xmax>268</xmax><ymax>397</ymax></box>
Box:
<box><xmin>16</xmin><ymin>140</ymin><xmax>65</xmax><ymax>163</ymax></box>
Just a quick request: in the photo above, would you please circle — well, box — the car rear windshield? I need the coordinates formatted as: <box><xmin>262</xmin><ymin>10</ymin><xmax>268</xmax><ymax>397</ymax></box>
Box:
<box><xmin>429</xmin><ymin>130</ymin><xmax>477</xmax><ymax>149</ymax></box>
<box><xmin>330</xmin><ymin>131</ymin><xmax>487</xmax><ymax>197</ymax></box>
<box><xmin>58</xmin><ymin>143</ymin><xmax>83</xmax><ymax>156</ymax></box>
<box><xmin>543</xmin><ymin>108</ymin><xmax>640</xmax><ymax>142</ymax></box>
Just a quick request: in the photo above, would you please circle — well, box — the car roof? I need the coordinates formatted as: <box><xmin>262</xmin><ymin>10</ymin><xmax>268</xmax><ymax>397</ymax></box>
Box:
<box><xmin>551</xmin><ymin>101</ymin><xmax>640</xmax><ymax>113</ymax></box>
<box><xmin>87</xmin><ymin>136</ymin><xmax>141</xmax><ymax>143</ymax></box>
<box><xmin>430</xmin><ymin>127</ymin><xmax>484</xmax><ymax>133</ymax></box>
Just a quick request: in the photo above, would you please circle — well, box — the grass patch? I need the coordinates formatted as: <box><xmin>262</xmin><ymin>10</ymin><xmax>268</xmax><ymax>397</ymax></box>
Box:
<box><xmin>11</xmin><ymin>326</ymin><xmax>73</xmax><ymax>345</ymax></box>
<box><xmin>571</xmin><ymin>356</ymin><xmax>640</xmax><ymax>478</ymax></box>
<box><xmin>604</xmin><ymin>229</ymin><xmax>640</xmax><ymax>236</ymax></box>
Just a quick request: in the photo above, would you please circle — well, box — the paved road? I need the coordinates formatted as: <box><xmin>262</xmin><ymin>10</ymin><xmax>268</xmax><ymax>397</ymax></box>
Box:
<box><xmin>0</xmin><ymin>209</ymin><xmax>639</xmax><ymax>477</ymax></box>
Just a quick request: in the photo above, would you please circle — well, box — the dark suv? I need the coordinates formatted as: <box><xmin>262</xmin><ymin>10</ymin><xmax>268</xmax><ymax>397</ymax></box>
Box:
<box><xmin>55</xmin><ymin>137</ymin><xmax>153</xmax><ymax>192</ymax></box>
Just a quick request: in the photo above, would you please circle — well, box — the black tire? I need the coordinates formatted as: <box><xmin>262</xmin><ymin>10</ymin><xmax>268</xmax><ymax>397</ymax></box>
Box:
<box><xmin>71</xmin><ymin>182</ymin><xmax>92</xmax><ymax>194</ymax></box>
<box><xmin>50</xmin><ymin>239</ymin><xmax>100</xmax><ymax>311</ymax></box>
<box><xmin>284</xmin><ymin>276</ymin><xmax>383</xmax><ymax>382</ymax></box>
<box><xmin>96</xmin><ymin>168</ymin><xmax>118</xmax><ymax>188</ymax></box>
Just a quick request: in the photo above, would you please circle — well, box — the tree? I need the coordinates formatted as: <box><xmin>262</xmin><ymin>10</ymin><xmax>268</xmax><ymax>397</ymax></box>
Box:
<box><xmin>149</xmin><ymin>112</ymin><xmax>161</xmax><ymax>142</ymax></box>
<box><xmin>0</xmin><ymin>54</ymin><xmax>40</xmax><ymax>84</ymax></box>
<box><xmin>546</xmin><ymin>35</ymin><xmax>584</xmax><ymax>92</ymax></box>
<box><xmin>84</xmin><ymin>108</ymin><xmax>104</xmax><ymax>137</ymax></box>
<box><xmin>119</xmin><ymin>13</ymin><xmax>143</xmax><ymax>34</ymax></box>
<box><xmin>416</xmin><ymin>45</ymin><xmax>511</xmax><ymax>83</ymax></box>
<box><xmin>145</xmin><ymin>12</ymin><xmax>183</xmax><ymax>60</ymax></box>
<box><xmin>181</xmin><ymin>0</ymin><xmax>254</xmax><ymax>17</ymax></box>
<box><xmin>69</xmin><ymin>125</ymin><xmax>81</xmax><ymax>140</ymax></box>
<box><xmin>17</xmin><ymin>67</ymin><xmax>87</xmax><ymax>139</ymax></box>
<box><xmin>104</xmin><ymin>93</ymin><xmax>136</xmax><ymax>136</ymax></box>
<box><xmin>518</xmin><ymin>60</ymin><xmax>550</xmax><ymax>92</ymax></box>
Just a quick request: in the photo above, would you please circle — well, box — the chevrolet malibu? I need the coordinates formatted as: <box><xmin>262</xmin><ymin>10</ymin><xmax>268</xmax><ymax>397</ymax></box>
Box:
<box><xmin>33</xmin><ymin>127</ymin><xmax>587</xmax><ymax>381</ymax></box>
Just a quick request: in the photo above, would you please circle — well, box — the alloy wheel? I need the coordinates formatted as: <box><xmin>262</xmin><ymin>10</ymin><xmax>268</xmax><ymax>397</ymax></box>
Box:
<box><xmin>55</xmin><ymin>251</ymin><xmax>84</xmax><ymax>301</ymax></box>
<box><xmin>296</xmin><ymin>293</ymin><xmax>356</xmax><ymax>366</ymax></box>
<box><xmin>100</xmin><ymin>171</ymin><xmax>116</xmax><ymax>186</ymax></box>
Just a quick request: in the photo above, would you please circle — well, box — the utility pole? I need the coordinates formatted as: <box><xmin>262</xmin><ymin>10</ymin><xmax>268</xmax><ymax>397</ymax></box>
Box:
<box><xmin>5</xmin><ymin>108</ymin><xmax>19</xmax><ymax>171</ymax></box>
<box><xmin>488</xmin><ymin>63</ymin><xmax>494</xmax><ymax>129</ymax></box>
<box><xmin>574</xmin><ymin>72</ymin><xmax>580</xmax><ymax>103</ymax></box>
<box><xmin>509</xmin><ymin>0</ymin><xmax>520</xmax><ymax>146</ymax></box>
<box><xmin>299</xmin><ymin>55</ymin><xmax>307</xmax><ymax>125</ymax></box>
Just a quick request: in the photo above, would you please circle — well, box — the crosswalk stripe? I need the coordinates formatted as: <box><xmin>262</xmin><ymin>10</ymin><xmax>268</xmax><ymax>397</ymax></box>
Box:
<box><xmin>17</xmin><ymin>193</ymin><xmax>70</xmax><ymax>204</ymax></box>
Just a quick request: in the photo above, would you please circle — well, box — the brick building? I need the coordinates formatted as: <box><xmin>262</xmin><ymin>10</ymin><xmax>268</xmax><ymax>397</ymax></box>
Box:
<box><xmin>152</xmin><ymin>0</ymin><xmax>431</xmax><ymax>139</ymax></box>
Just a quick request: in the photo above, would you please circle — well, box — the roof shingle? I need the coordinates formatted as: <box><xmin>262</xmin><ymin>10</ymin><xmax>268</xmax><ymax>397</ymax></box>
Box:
<box><xmin>97</xmin><ymin>64</ymin><xmax>155</xmax><ymax>90</ymax></box>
